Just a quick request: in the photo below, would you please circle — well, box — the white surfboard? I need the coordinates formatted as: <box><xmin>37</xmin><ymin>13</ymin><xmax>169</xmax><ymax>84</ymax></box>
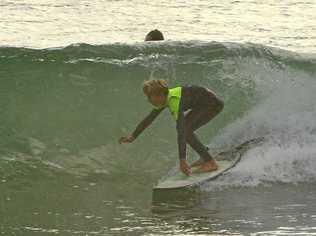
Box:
<box><xmin>153</xmin><ymin>152</ymin><xmax>241</xmax><ymax>190</ymax></box>
<box><xmin>153</xmin><ymin>137</ymin><xmax>264</xmax><ymax>190</ymax></box>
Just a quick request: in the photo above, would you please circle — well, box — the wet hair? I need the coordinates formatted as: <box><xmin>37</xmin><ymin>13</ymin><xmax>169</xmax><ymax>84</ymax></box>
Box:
<box><xmin>145</xmin><ymin>29</ymin><xmax>164</xmax><ymax>41</ymax></box>
<box><xmin>143</xmin><ymin>79</ymin><xmax>168</xmax><ymax>96</ymax></box>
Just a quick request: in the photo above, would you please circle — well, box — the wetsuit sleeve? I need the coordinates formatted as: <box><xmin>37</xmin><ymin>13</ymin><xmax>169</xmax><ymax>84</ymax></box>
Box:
<box><xmin>176</xmin><ymin>96</ymin><xmax>186</xmax><ymax>160</ymax></box>
<box><xmin>131</xmin><ymin>107</ymin><xmax>165</xmax><ymax>139</ymax></box>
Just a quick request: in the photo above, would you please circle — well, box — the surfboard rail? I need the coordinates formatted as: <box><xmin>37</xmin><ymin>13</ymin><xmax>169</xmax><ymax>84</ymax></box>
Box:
<box><xmin>153</xmin><ymin>137</ymin><xmax>264</xmax><ymax>190</ymax></box>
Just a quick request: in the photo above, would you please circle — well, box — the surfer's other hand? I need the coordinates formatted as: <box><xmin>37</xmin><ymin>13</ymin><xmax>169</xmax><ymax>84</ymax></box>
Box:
<box><xmin>118</xmin><ymin>134</ymin><xmax>135</xmax><ymax>144</ymax></box>
<box><xmin>180</xmin><ymin>159</ymin><xmax>191</xmax><ymax>176</ymax></box>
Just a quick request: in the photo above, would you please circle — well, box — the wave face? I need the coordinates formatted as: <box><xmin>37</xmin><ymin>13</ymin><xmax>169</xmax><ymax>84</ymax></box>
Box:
<box><xmin>1</xmin><ymin>41</ymin><xmax>316</xmax><ymax>188</ymax></box>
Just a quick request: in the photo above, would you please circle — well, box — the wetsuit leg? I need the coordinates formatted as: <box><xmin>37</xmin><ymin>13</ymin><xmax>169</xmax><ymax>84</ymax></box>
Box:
<box><xmin>184</xmin><ymin>97</ymin><xmax>224</xmax><ymax>161</ymax></box>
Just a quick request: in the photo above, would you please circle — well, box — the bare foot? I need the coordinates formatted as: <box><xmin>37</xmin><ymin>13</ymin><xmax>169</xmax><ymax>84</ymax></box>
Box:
<box><xmin>196</xmin><ymin>159</ymin><xmax>218</xmax><ymax>173</ymax></box>
<box><xmin>190</xmin><ymin>158</ymin><xmax>205</xmax><ymax>167</ymax></box>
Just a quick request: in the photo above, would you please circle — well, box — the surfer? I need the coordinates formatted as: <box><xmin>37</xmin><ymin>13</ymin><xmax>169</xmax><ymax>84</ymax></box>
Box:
<box><xmin>144</xmin><ymin>29</ymin><xmax>164</xmax><ymax>41</ymax></box>
<box><xmin>118</xmin><ymin>79</ymin><xmax>224</xmax><ymax>176</ymax></box>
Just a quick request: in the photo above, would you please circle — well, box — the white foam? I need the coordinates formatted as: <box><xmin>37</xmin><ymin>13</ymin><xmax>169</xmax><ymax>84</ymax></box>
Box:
<box><xmin>203</xmin><ymin>63</ymin><xmax>316</xmax><ymax>191</ymax></box>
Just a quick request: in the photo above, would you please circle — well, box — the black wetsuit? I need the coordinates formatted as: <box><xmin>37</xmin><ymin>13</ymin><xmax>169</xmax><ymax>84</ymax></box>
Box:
<box><xmin>131</xmin><ymin>85</ymin><xmax>224</xmax><ymax>161</ymax></box>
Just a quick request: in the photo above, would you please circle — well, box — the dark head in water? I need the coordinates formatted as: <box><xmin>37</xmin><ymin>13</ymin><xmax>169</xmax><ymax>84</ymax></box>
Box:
<box><xmin>145</xmin><ymin>29</ymin><xmax>164</xmax><ymax>41</ymax></box>
<box><xmin>143</xmin><ymin>79</ymin><xmax>168</xmax><ymax>107</ymax></box>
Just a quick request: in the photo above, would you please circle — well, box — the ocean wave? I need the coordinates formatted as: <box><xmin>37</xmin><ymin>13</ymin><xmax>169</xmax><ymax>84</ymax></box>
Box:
<box><xmin>0</xmin><ymin>41</ymin><xmax>315</xmax><ymax>185</ymax></box>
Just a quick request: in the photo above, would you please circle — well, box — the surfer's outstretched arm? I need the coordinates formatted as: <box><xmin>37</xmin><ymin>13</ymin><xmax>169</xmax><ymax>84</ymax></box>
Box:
<box><xmin>131</xmin><ymin>107</ymin><xmax>165</xmax><ymax>139</ymax></box>
<box><xmin>119</xmin><ymin>107</ymin><xmax>165</xmax><ymax>144</ymax></box>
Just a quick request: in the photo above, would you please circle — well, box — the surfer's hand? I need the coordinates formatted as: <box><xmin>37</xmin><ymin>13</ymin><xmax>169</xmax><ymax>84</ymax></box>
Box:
<box><xmin>118</xmin><ymin>134</ymin><xmax>135</xmax><ymax>144</ymax></box>
<box><xmin>180</xmin><ymin>159</ymin><xmax>191</xmax><ymax>176</ymax></box>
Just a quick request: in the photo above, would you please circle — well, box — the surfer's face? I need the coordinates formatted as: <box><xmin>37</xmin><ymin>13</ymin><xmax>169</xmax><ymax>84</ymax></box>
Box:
<box><xmin>147</xmin><ymin>93</ymin><xmax>167</xmax><ymax>107</ymax></box>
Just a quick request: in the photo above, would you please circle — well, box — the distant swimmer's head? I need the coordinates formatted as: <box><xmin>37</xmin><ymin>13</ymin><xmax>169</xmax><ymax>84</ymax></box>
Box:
<box><xmin>145</xmin><ymin>29</ymin><xmax>164</xmax><ymax>41</ymax></box>
<box><xmin>143</xmin><ymin>79</ymin><xmax>168</xmax><ymax>107</ymax></box>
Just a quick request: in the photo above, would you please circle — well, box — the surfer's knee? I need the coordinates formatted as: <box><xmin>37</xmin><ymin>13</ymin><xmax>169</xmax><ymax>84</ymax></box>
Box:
<box><xmin>216</xmin><ymin>98</ymin><xmax>224</xmax><ymax>113</ymax></box>
<box><xmin>208</xmin><ymin>96</ymin><xmax>223</xmax><ymax>115</ymax></box>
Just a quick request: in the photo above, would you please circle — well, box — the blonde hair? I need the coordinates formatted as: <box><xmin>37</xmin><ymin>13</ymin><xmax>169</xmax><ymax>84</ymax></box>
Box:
<box><xmin>142</xmin><ymin>79</ymin><xmax>168</xmax><ymax>96</ymax></box>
